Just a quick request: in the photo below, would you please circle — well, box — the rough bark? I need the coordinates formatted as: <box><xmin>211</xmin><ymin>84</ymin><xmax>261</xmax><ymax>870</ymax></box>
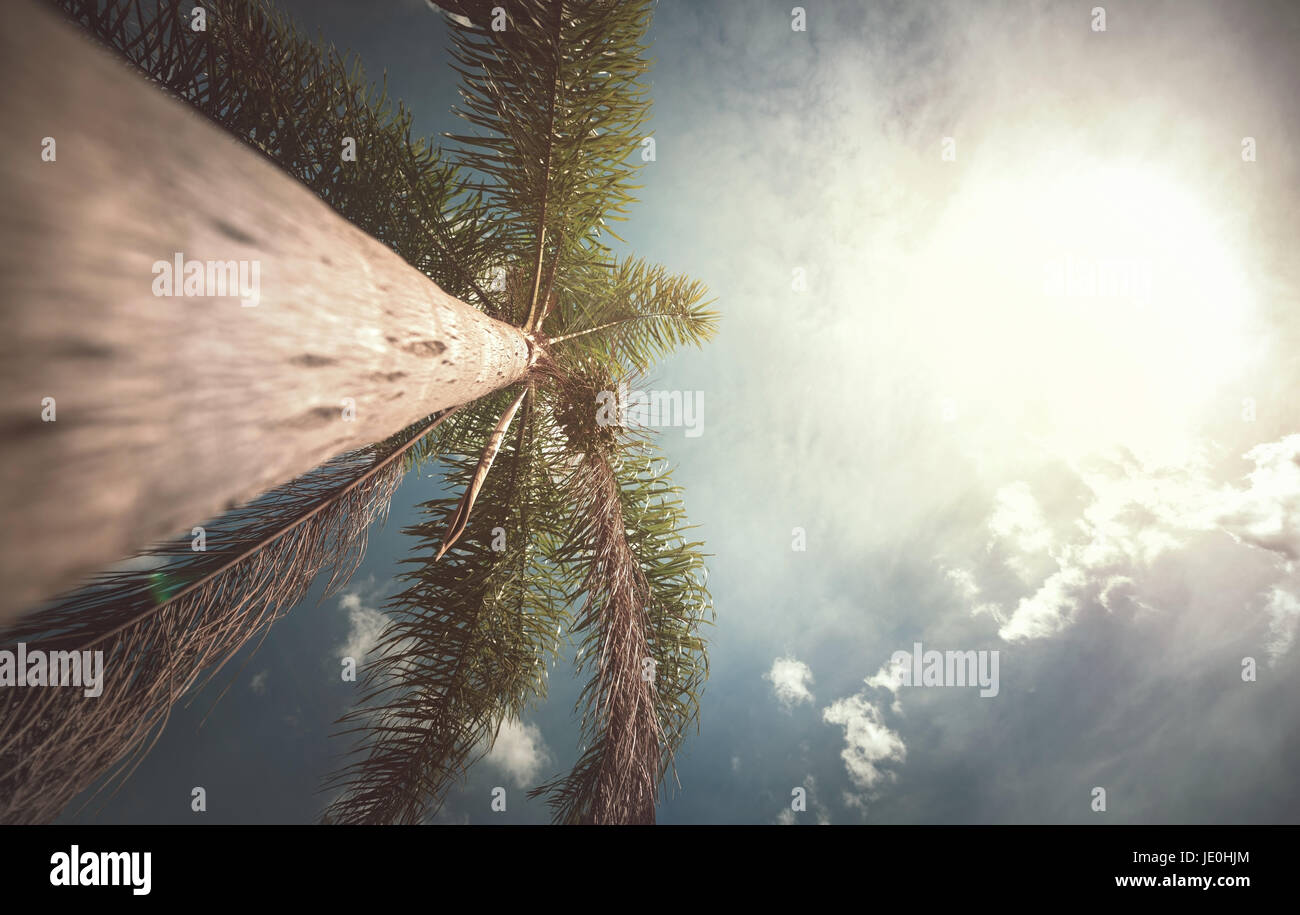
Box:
<box><xmin>0</xmin><ymin>0</ymin><xmax>532</xmax><ymax>625</ymax></box>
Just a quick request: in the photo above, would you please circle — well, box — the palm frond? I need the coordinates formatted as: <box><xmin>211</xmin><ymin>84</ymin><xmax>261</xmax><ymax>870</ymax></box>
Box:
<box><xmin>547</xmin><ymin>256</ymin><xmax>719</xmax><ymax>372</ymax></box>
<box><xmin>436</xmin><ymin>386</ymin><xmax>529</xmax><ymax>560</ymax></box>
<box><xmin>0</xmin><ymin>408</ymin><xmax>463</xmax><ymax>824</ymax></box>
<box><xmin>442</xmin><ymin>0</ymin><xmax>655</xmax><ymax>328</ymax></box>
<box><xmin>323</xmin><ymin>398</ymin><xmax>571</xmax><ymax>824</ymax></box>
<box><xmin>530</xmin><ymin>394</ymin><xmax>713</xmax><ymax>824</ymax></box>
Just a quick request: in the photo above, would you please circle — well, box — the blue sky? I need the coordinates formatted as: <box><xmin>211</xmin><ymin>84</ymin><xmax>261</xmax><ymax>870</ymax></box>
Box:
<box><xmin>65</xmin><ymin>0</ymin><xmax>1300</xmax><ymax>824</ymax></box>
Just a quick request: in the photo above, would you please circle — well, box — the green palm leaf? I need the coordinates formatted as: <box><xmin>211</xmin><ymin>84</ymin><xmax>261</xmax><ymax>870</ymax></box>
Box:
<box><xmin>323</xmin><ymin>391</ymin><xmax>572</xmax><ymax>823</ymax></box>
<box><xmin>547</xmin><ymin>255</ymin><xmax>719</xmax><ymax>372</ymax></box>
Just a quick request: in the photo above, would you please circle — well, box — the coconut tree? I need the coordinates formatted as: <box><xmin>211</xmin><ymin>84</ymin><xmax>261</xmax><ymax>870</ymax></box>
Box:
<box><xmin>0</xmin><ymin>0</ymin><xmax>716</xmax><ymax>825</ymax></box>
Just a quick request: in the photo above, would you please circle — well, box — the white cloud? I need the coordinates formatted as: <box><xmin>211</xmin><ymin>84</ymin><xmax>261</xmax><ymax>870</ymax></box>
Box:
<box><xmin>424</xmin><ymin>1</ymin><xmax>474</xmax><ymax>29</ymax></box>
<box><xmin>990</xmin><ymin>452</ymin><xmax>1210</xmax><ymax>641</ymax></box>
<box><xmin>764</xmin><ymin>656</ymin><xmax>815</xmax><ymax>709</ymax></box>
<box><xmin>988</xmin><ymin>482</ymin><xmax>1053</xmax><ymax>578</ymax></box>
<box><xmin>822</xmin><ymin>693</ymin><xmax>906</xmax><ymax>799</ymax></box>
<box><xmin>249</xmin><ymin>669</ymin><xmax>269</xmax><ymax>695</ymax></box>
<box><xmin>946</xmin><ymin>567</ymin><xmax>980</xmax><ymax>600</ymax></box>
<box><xmin>945</xmin><ymin>566</ymin><xmax>1005</xmax><ymax>623</ymax></box>
<box><xmin>485</xmin><ymin>718</ymin><xmax>550</xmax><ymax>788</ymax></box>
<box><xmin>1263</xmin><ymin>587</ymin><xmax>1300</xmax><ymax>663</ymax></box>
<box><xmin>337</xmin><ymin>590</ymin><xmax>388</xmax><ymax>664</ymax></box>
<box><xmin>979</xmin><ymin>438</ymin><xmax>1300</xmax><ymax>644</ymax></box>
<box><xmin>1000</xmin><ymin>562</ymin><xmax>1094</xmax><ymax>643</ymax></box>
<box><xmin>863</xmin><ymin>654</ymin><xmax>909</xmax><ymax>715</ymax></box>
<box><xmin>1217</xmin><ymin>435</ymin><xmax>1300</xmax><ymax>562</ymax></box>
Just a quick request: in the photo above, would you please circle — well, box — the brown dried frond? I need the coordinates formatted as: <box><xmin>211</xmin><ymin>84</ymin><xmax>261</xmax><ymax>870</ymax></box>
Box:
<box><xmin>552</xmin><ymin>362</ymin><xmax>620</xmax><ymax>455</ymax></box>
<box><xmin>532</xmin><ymin>446</ymin><xmax>663</xmax><ymax>824</ymax></box>
<box><xmin>0</xmin><ymin>411</ymin><xmax>457</xmax><ymax>823</ymax></box>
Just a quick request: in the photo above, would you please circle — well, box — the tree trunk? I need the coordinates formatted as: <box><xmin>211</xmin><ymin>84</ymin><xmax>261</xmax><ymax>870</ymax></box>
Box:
<box><xmin>0</xmin><ymin>0</ymin><xmax>532</xmax><ymax>626</ymax></box>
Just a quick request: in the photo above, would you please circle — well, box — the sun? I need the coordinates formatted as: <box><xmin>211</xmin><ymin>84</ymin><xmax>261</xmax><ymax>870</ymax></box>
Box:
<box><xmin>908</xmin><ymin>153</ymin><xmax>1258</xmax><ymax>466</ymax></box>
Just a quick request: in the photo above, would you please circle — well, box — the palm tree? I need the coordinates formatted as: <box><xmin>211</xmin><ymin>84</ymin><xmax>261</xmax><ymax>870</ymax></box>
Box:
<box><xmin>0</xmin><ymin>0</ymin><xmax>535</xmax><ymax>626</ymax></box>
<box><xmin>0</xmin><ymin>0</ymin><xmax>716</xmax><ymax>825</ymax></box>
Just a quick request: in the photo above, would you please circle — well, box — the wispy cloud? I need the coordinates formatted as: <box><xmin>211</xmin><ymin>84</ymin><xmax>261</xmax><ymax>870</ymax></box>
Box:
<box><xmin>484</xmin><ymin>718</ymin><xmax>551</xmax><ymax>789</ymax></box>
<box><xmin>336</xmin><ymin>585</ymin><xmax>389</xmax><ymax>666</ymax></box>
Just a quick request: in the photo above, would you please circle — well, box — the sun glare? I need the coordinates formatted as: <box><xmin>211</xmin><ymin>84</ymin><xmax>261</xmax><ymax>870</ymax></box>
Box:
<box><xmin>910</xmin><ymin>154</ymin><xmax>1257</xmax><ymax>466</ymax></box>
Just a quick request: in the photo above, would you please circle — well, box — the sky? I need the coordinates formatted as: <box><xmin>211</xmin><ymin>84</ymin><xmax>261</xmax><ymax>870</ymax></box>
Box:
<box><xmin>64</xmin><ymin>0</ymin><xmax>1300</xmax><ymax>824</ymax></box>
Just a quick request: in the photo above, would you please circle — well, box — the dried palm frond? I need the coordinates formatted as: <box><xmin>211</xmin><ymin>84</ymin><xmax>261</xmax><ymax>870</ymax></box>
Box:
<box><xmin>435</xmin><ymin>387</ymin><xmax>529</xmax><ymax>561</ymax></box>
<box><xmin>0</xmin><ymin>408</ymin><xmax>464</xmax><ymax>824</ymax></box>
<box><xmin>529</xmin><ymin>406</ymin><xmax>713</xmax><ymax>824</ymax></box>
<box><xmin>546</xmin><ymin>446</ymin><xmax>661</xmax><ymax>822</ymax></box>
